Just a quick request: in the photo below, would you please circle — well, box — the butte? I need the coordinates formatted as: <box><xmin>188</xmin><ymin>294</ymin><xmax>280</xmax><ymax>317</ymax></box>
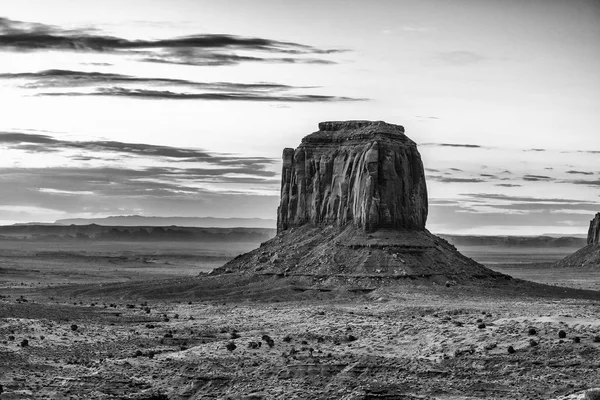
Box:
<box><xmin>554</xmin><ymin>213</ymin><xmax>600</xmax><ymax>268</ymax></box>
<box><xmin>212</xmin><ymin>120</ymin><xmax>506</xmax><ymax>287</ymax></box>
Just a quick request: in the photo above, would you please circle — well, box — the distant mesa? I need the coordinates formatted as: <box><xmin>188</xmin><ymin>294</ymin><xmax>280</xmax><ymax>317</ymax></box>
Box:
<box><xmin>554</xmin><ymin>213</ymin><xmax>600</xmax><ymax>268</ymax></box>
<box><xmin>213</xmin><ymin>120</ymin><xmax>505</xmax><ymax>284</ymax></box>
<box><xmin>54</xmin><ymin>216</ymin><xmax>276</xmax><ymax>229</ymax></box>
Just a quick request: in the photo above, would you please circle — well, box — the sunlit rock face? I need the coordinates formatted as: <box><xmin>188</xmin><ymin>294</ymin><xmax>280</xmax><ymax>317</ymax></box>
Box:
<box><xmin>277</xmin><ymin>121</ymin><xmax>428</xmax><ymax>233</ymax></box>
<box><xmin>589</xmin><ymin>213</ymin><xmax>600</xmax><ymax>245</ymax></box>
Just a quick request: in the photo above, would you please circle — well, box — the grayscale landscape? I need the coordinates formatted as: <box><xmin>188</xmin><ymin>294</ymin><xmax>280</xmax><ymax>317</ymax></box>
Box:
<box><xmin>1</xmin><ymin>1</ymin><xmax>599</xmax><ymax>400</ymax></box>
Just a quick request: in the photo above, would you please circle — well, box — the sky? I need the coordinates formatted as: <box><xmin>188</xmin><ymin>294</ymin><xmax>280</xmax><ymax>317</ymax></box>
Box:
<box><xmin>0</xmin><ymin>0</ymin><xmax>598</xmax><ymax>235</ymax></box>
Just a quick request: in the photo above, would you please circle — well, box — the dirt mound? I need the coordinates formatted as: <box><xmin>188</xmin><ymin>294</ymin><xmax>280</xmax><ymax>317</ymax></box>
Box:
<box><xmin>213</xmin><ymin>224</ymin><xmax>503</xmax><ymax>283</ymax></box>
<box><xmin>553</xmin><ymin>244</ymin><xmax>600</xmax><ymax>268</ymax></box>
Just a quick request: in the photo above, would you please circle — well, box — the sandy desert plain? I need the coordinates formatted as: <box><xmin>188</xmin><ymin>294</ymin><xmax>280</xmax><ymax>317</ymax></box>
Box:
<box><xmin>1</xmin><ymin>233</ymin><xmax>599</xmax><ymax>400</ymax></box>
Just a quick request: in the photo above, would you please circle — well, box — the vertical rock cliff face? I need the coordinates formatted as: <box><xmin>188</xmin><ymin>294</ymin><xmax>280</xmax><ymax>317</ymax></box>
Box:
<box><xmin>277</xmin><ymin>121</ymin><xmax>428</xmax><ymax>233</ymax></box>
<box><xmin>589</xmin><ymin>213</ymin><xmax>600</xmax><ymax>245</ymax></box>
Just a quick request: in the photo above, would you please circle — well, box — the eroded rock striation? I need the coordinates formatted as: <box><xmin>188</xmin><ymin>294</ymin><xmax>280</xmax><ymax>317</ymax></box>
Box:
<box><xmin>277</xmin><ymin>120</ymin><xmax>427</xmax><ymax>233</ymax></box>
<box><xmin>588</xmin><ymin>213</ymin><xmax>600</xmax><ymax>245</ymax></box>
<box><xmin>214</xmin><ymin>120</ymin><xmax>506</xmax><ymax>284</ymax></box>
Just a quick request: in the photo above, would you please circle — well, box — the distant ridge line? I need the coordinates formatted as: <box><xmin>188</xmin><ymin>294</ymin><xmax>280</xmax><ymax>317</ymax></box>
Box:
<box><xmin>53</xmin><ymin>215</ymin><xmax>276</xmax><ymax>229</ymax></box>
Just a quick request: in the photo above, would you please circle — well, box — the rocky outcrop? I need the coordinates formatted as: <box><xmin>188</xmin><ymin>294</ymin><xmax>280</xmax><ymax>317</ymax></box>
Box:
<box><xmin>277</xmin><ymin>121</ymin><xmax>427</xmax><ymax>233</ymax></box>
<box><xmin>588</xmin><ymin>213</ymin><xmax>600</xmax><ymax>245</ymax></box>
<box><xmin>215</xmin><ymin>120</ymin><xmax>507</xmax><ymax>284</ymax></box>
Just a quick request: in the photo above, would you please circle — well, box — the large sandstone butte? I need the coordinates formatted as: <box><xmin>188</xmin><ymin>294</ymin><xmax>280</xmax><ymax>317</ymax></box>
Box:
<box><xmin>277</xmin><ymin>121</ymin><xmax>427</xmax><ymax>233</ymax></box>
<box><xmin>214</xmin><ymin>121</ymin><xmax>504</xmax><ymax>284</ymax></box>
<box><xmin>555</xmin><ymin>213</ymin><xmax>600</xmax><ymax>268</ymax></box>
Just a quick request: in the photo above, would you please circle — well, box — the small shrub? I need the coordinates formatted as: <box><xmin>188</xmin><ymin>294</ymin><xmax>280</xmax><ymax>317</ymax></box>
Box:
<box><xmin>226</xmin><ymin>341</ymin><xmax>236</xmax><ymax>352</ymax></box>
<box><xmin>477</xmin><ymin>323</ymin><xmax>486</xmax><ymax>329</ymax></box>
<box><xmin>230</xmin><ymin>332</ymin><xmax>241</xmax><ymax>339</ymax></box>
<box><xmin>21</xmin><ymin>339</ymin><xmax>29</xmax><ymax>347</ymax></box>
<box><xmin>558</xmin><ymin>330</ymin><xmax>567</xmax><ymax>339</ymax></box>
<box><xmin>135</xmin><ymin>350</ymin><xmax>143</xmax><ymax>357</ymax></box>
<box><xmin>573</xmin><ymin>336</ymin><xmax>581</xmax><ymax>344</ymax></box>
<box><xmin>346</xmin><ymin>335</ymin><xmax>357</xmax><ymax>342</ymax></box>
<box><xmin>528</xmin><ymin>328</ymin><xmax>537</xmax><ymax>335</ymax></box>
<box><xmin>282</xmin><ymin>335</ymin><xmax>292</xmax><ymax>343</ymax></box>
<box><xmin>593</xmin><ymin>336</ymin><xmax>600</xmax><ymax>343</ymax></box>
<box><xmin>529</xmin><ymin>339</ymin><xmax>538</xmax><ymax>347</ymax></box>
<box><xmin>70</xmin><ymin>324</ymin><xmax>78</xmax><ymax>331</ymax></box>
<box><xmin>507</xmin><ymin>346</ymin><xmax>515</xmax><ymax>354</ymax></box>
<box><xmin>248</xmin><ymin>341</ymin><xmax>259</xmax><ymax>349</ymax></box>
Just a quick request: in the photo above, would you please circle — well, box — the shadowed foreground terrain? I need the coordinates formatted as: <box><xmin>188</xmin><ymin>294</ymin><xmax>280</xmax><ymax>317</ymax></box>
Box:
<box><xmin>1</xmin><ymin>260</ymin><xmax>600</xmax><ymax>399</ymax></box>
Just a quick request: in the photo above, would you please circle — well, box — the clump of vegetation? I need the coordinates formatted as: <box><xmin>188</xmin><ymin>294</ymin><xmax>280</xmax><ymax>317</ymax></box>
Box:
<box><xmin>261</xmin><ymin>335</ymin><xmax>275</xmax><ymax>347</ymax></box>
<box><xmin>593</xmin><ymin>336</ymin><xmax>600</xmax><ymax>343</ymax></box>
<box><xmin>144</xmin><ymin>307</ymin><xmax>151</xmax><ymax>314</ymax></box>
<box><xmin>507</xmin><ymin>346</ymin><xmax>515</xmax><ymax>354</ymax></box>
<box><xmin>248</xmin><ymin>341</ymin><xmax>259</xmax><ymax>349</ymax></box>
<box><xmin>70</xmin><ymin>324</ymin><xmax>78</xmax><ymax>331</ymax></box>
<box><xmin>135</xmin><ymin>350</ymin><xmax>143</xmax><ymax>357</ymax></box>
<box><xmin>529</xmin><ymin>339</ymin><xmax>538</xmax><ymax>347</ymax></box>
<box><xmin>226</xmin><ymin>341</ymin><xmax>236</xmax><ymax>352</ymax></box>
<box><xmin>230</xmin><ymin>331</ymin><xmax>241</xmax><ymax>339</ymax></box>
<box><xmin>528</xmin><ymin>328</ymin><xmax>537</xmax><ymax>335</ymax></box>
<box><xmin>20</xmin><ymin>339</ymin><xmax>29</xmax><ymax>347</ymax></box>
<box><xmin>477</xmin><ymin>323</ymin><xmax>486</xmax><ymax>329</ymax></box>
<box><xmin>282</xmin><ymin>335</ymin><xmax>292</xmax><ymax>343</ymax></box>
<box><xmin>573</xmin><ymin>336</ymin><xmax>581</xmax><ymax>343</ymax></box>
<box><xmin>345</xmin><ymin>334</ymin><xmax>357</xmax><ymax>342</ymax></box>
<box><xmin>558</xmin><ymin>330</ymin><xmax>567</xmax><ymax>339</ymax></box>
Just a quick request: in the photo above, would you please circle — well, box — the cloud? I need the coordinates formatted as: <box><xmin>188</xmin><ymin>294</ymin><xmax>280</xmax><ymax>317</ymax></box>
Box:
<box><xmin>415</xmin><ymin>115</ymin><xmax>440</xmax><ymax>120</ymax></box>
<box><xmin>566</xmin><ymin>170</ymin><xmax>594</xmax><ymax>175</ymax></box>
<box><xmin>523</xmin><ymin>174</ymin><xmax>553</xmax><ymax>181</ymax></box>
<box><xmin>429</xmin><ymin>175</ymin><xmax>485</xmax><ymax>183</ymax></box>
<box><xmin>0</xmin><ymin>131</ymin><xmax>276</xmax><ymax>168</ymax></box>
<box><xmin>437</xmin><ymin>51</ymin><xmax>486</xmax><ymax>66</ymax></box>
<box><xmin>480</xmin><ymin>174</ymin><xmax>497</xmax><ymax>178</ymax></box>
<box><xmin>428</xmin><ymin>203</ymin><xmax>595</xmax><ymax>233</ymax></box>
<box><xmin>0</xmin><ymin>17</ymin><xmax>344</xmax><ymax>66</ymax></box>
<box><xmin>0</xmin><ymin>167</ymin><xmax>280</xmax><ymax>219</ymax></box>
<box><xmin>1</xmin><ymin>69</ymin><xmax>362</xmax><ymax>102</ymax></box>
<box><xmin>464</xmin><ymin>193</ymin><xmax>593</xmax><ymax>204</ymax></box>
<box><xmin>420</xmin><ymin>143</ymin><xmax>484</xmax><ymax>149</ymax></box>
<box><xmin>566</xmin><ymin>179</ymin><xmax>600</xmax><ymax>187</ymax></box>
<box><xmin>495</xmin><ymin>183</ymin><xmax>521</xmax><ymax>187</ymax></box>
<box><xmin>141</xmin><ymin>51</ymin><xmax>338</xmax><ymax>67</ymax></box>
<box><xmin>0</xmin><ymin>69</ymin><xmax>305</xmax><ymax>92</ymax></box>
<box><xmin>525</xmin><ymin>148</ymin><xmax>546</xmax><ymax>152</ymax></box>
<box><xmin>39</xmin><ymin>86</ymin><xmax>365</xmax><ymax>102</ymax></box>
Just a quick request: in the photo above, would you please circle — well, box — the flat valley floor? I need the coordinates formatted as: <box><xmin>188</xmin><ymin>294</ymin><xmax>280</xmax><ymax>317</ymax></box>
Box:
<box><xmin>1</xmin><ymin>240</ymin><xmax>599</xmax><ymax>399</ymax></box>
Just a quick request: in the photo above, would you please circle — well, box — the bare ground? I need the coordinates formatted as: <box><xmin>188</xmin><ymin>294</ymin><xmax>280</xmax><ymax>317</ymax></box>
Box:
<box><xmin>1</xmin><ymin>241</ymin><xmax>599</xmax><ymax>399</ymax></box>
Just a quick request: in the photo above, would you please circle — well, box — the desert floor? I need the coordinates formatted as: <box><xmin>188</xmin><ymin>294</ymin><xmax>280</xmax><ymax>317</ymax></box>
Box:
<box><xmin>1</xmin><ymin>241</ymin><xmax>599</xmax><ymax>400</ymax></box>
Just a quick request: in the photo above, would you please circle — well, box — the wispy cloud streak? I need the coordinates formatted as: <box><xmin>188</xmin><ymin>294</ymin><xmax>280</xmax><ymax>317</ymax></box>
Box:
<box><xmin>0</xmin><ymin>17</ymin><xmax>345</xmax><ymax>66</ymax></box>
